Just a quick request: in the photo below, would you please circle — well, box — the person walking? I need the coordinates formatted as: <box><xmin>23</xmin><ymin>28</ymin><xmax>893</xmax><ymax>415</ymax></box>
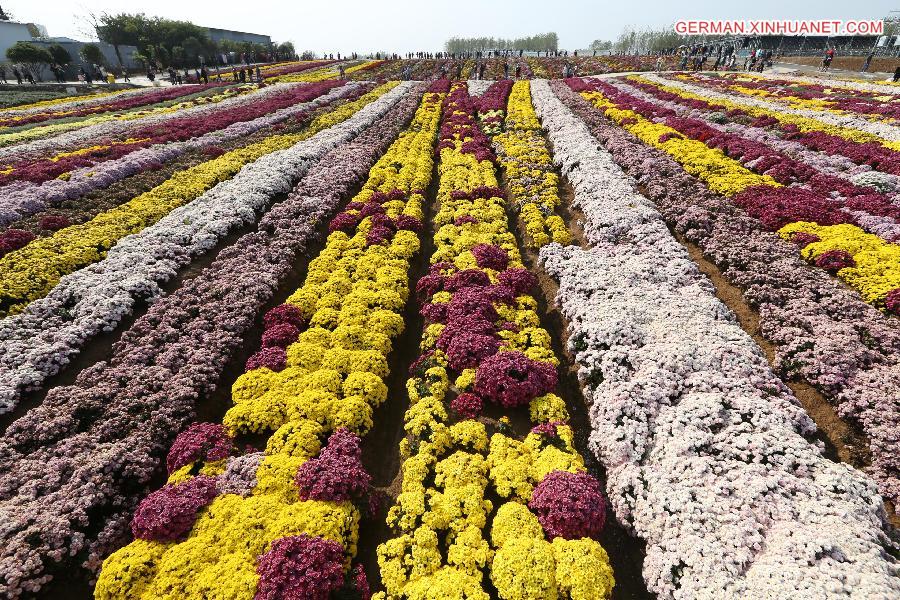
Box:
<box><xmin>255</xmin><ymin>65</ymin><xmax>261</xmax><ymax>82</ymax></box>
<box><xmin>514</xmin><ymin>64</ymin><xmax>521</xmax><ymax>78</ymax></box>
<box><xmin>168</xmin><ymin>67</ymin><xmax>177</xmax><ymax>85</ymax></box>
<box><xmin>861</xmin><ymin>51</ymin><xmax>875</xmax><ymax>73</ymax></box>
<box><xmin>200</xmin><ymin>66</ymin><xmax>208</xmax><ymax>84</ymax></box>
<box><xmin>503</xmin><ymin>61</ymin><xmax>509</xmax><ymax>78</ymax></box>
<box><xmin>338</xmin><ymin>64</ymin><xmax>345</xmax><ymax>79</ymax></box>
<box><xmin>83</xmin><ymin>66</ymin><xmax>92</xmax><ymax>85</ymax></box>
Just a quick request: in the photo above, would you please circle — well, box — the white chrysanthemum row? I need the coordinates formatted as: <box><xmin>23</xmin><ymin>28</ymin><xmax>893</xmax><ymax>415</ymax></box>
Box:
<box><xmin>466</xmin><ymin>80</ymin><xmax>493</xmax><ymax>97</ymax></box>
<box><xmin>0</xmin><ymin>83</ymin><xmax>361</xmax><ymax>226</ymax></box>
<box><xmin>642</xmin><ymin>73</ymin><xmax>900</xmax><ymax>143</ymax></box>
<box><xmin>0</xmin><ymin>82</ymin><xmax>301</xmax><ymax>161</ymax></box>
<box><xmin>531</xmin><ymin>79</ymin><xmax>900</xmax><ymax>600</ymax></box>
<box><xmin>0</xmin><ymin>81</ymin><xmax>413</xmax><ymax>414</ymax></box>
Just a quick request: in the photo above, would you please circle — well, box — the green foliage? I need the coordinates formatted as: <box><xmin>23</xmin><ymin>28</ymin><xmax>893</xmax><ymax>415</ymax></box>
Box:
<box><xmin>47</xmin><ymin>43</ymin><xmax>72</xmax><ymax>65</ymax></box>
<box><xmin>6</xmin><ymin>41</ymin><xmax>52</xmax><ymax>65</ymax></box>
<box><xmin>80</xmin><ymin>43</ymin><xmax>105</xmax><ymax>66</ymax></box>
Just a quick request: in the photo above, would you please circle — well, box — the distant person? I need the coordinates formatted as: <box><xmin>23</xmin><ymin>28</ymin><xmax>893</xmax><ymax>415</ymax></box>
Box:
<box><xmin>338</xmin><ymin>64</ymin><xmax>345</xmax><ymax>79</ymax></box>
<box><xmin>195</xmin><ymin>68</ymin><xmax>201</xmax><ymax>83</ymax></box>
<box><xmin>503</xmin><ymin>61</ymin><xmax>509</xmax><ymax>78</ymax></box>
<box><xmin>0</xmin><ymin>65</ymin><xmax>6</xmax><ymax>84</ymax></box>
<box><xmin>200</xmin><ymin>66</ymin><xmax>209</xmax><ymax>84</ymax></box>
<box><xmin>120</xmin><ymin>67</ymin><xmax>129</xmax><ymax>82</ymax></box>
<box><xmin>656</xmin><ymin>55</ymin><xmax>664</xmax><ymax>71</ymax></box>
<box><xmin>239</xmin><ymin>69</ymin><xmax>246</xmax><ymax>83</ymax></box>
<box><xmin>822</xmin><ymin>48</ymin><xmax>834</xmax><ymax>72</ymax></box>
<box><xmin>25</xmin><ymin>69</ymin><xmax>35</xmax><ymax>84</ymax></box>
<box><xmin>147</xmin><ymin>69</ymin><xmax>155</xmax><ymax>82</ymax></box>
<box><xmin>82</xmin><ymin>67</ymin><xmax>92</xmax><ymax>85</ymax></box>
<box><xmin>255</xmin><ymin>65</ymin><xmax>261</xmax><ymax>81</ymax></box>
<box><xmin>515</xmin><ymin>64</ymin><xmax>521</xmax><ymax>78</ymax></box>
<box><xmin>168</xmin><ymin>67</ymin><xmax>177</xmax><ymax>85</ymax></box>
<box><xmin>861</xmin><ymin>51</ymin><xmax>875</xmax><ymax>73</ymax></box>
<box><xmin>106</xmin><ymin>71</ymin><xmax>115</xmax><ymax>84</ymax></box>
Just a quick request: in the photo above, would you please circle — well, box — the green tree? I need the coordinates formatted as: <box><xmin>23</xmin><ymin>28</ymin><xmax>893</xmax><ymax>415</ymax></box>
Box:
<box><xmin>47</xmin><ymin>43</ymin><xmax>72</xmax><ymax>65</ymax></box>
<box><xmin>6</xmin><ymin>41</ymin><xmax>52</xmax><ymax>80</ymax></box>
<box><xmin>95</xmin><ymin>12</ymin><xmax>142</xmax><ymax>68</ymax></box>
<box><xmin>276</xmin><ymin>41</ymin><xmax>295</xmax><ymax>60</ymax></box>
<box><xmin>80</xmin><ymin>43</ymin><xmax>105</xmax><ymax>66</ymax></box>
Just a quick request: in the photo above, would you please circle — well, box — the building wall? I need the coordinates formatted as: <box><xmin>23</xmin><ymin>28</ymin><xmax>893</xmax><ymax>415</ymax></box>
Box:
<box><xmin>205</xmin><ymin>27</ymin><xmax>271</xmax><ymax>46</ymax></box>
<box><xmin>0</xmin><ymin>21</ymin><xmax>40</xmax><ymax>62</ymax></box>
<box><xmin>31</xmin><ymin>41</ymin><xmax>140</xmax><ymax>75</ymax></box>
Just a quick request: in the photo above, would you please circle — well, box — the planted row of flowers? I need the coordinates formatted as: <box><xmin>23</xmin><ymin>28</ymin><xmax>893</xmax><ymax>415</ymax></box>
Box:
<box><xmin>0</xmin><ymin>83</ymin><xmax>260</xmax><ymax>149</ymax></box>
<box><xmin>531</xmin><ymin>78</ymin><xmax>900</xmax><ymax>600</ymax></box>
<box><xmin>629</xmin><ymin>73</ymin><xmax>900</xmax><ymax>183</ymax></box>
<box><xmin>678</xmin><ymin>72</ymin><xmax>900</xmax><ymax>123</ymax></box>
<box><xmin>571</xmin><ymin>77</ymin><xmax>900</xmax><ymax>313</ymax></box>
<box><xmin>548</xmin><ymin>79</ymin><xmax>900</xmax><ymax>509</ymax></box>
<box><xmin>0</xmin><ymin>86</ymin><xmax>151</xmax><ymax>116</ymax></box>
<box><xmin>94</xmin><ymin>82</ymin><xmax>442</xmax><ymax>599</ymax></box>
<box><xmin>0</xmin><ymin>82</ymin><xmax>427</xmax><ymax>600</ymax></box>
<box><xmin>0</xmin><ymin>82</ymin><xmax>404</xmax><ymax>414</ymax></box>
<box><xmin>0</xmin><ymin>82</ymin><xmax>351</xmax><ymax>228</ymax></box>
<box><xmin>0</xmin><ymin>80</ymin><xmax>283</xmax><ymax>163</ymax></box>
<box><xmin>494</xmin><ymin>80</ymin><xmax>571</xmax><ymax>248</ymax></box>
<box><xmin>0</xmin><ymin>82</ymin><xmax>399</xmax><ymax>317</ymax></box>
<box><xmin>653</xmin><ymin>73</ymin><xmax>900</xmax><ymax>149</ymax></box>
<box><xmin>0</xmin><ymin>81</ymin><xmax>345</xmax><ymax>190</ymax></box>
<box><xmin>376</xmin><ymin>81</ymin><xmax>615</xmax><ymax>600</ymax></box>
<box><xmin>0</xmin><ymin>82</ymin><xmax>228</xmax><ymax>129</ymax></box>
<box><xmin>616</xmin><ymin>76</ymin><xmax>900</xmax><ymax>201</ymax></box>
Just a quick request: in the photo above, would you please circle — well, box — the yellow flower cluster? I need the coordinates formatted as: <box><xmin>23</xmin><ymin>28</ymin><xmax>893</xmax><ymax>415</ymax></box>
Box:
<box><xmin>629</xmin><ymin>75</ymin><xmax>900</xmax><ymax>151</ymax></box>
<box><xmin>376</xmin><ymin>82</ymin><xmax>613</xmax><ymax>600</ymax></box>
<box><xmin>580</xmin><ymin>89</ymin><xmax>778</xmax><ymax>197</ymax></box>
<box><xmin>0</xmin><ymin>84</ymin><xmax>258</xmax><ymax>147</ymax></box>
<box><xmin>95</xmin><ymin>89</ymin><xmax>444</xmax><ymax>599</ymax></box>
<box><xmin>0</xmin><ymin>82</ymin><xmax>398</xmax><ymax>317</ymax></box>
<box><xmin>778</xmin><ymin>221</ymin><xmax>900</xmax><ymax>308</ymax></box>
<box><xmin>494</xmin><ymin>81</ymin><xmax>570</xmax><ymax>248</ymax></box>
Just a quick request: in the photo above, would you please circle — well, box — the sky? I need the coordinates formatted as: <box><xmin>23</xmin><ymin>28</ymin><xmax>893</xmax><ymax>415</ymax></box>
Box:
<box><xmin>10</xmin><ymin>0</ymin><xmax>898</xmax><ymax>53</ymax></box>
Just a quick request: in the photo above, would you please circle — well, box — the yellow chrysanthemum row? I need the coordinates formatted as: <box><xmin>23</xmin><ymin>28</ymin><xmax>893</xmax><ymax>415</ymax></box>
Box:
<box><xmin>0</xmin><ymin>82</ymin><xmax>398</xmax><ymax>317</ymax></box>
<box><xmin>495</xmin><ymin>81</ymin><xmax>571</xmax><ymax>249</ymax></box>
<box><xmin>580</xmin><ymin>88</ymin><xmax>777</xmax><ymax>197</ymax></box>
<box><xmin>376</xmin><ymin>82</ymin><xmax>614</xmax><ymax>600</ymax></box>
<box><xmin>94</xmin><ymin>89</ymin><xmax>444</xmax><ymax>600</ymax></box>
<box><xmin>778</xmin><ymin>222</ymin><xmax>900</xmax><ymax>308</ymax></box>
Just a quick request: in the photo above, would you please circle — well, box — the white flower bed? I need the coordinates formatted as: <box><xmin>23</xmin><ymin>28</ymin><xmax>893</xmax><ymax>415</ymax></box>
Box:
<box><xmin>0</xmin><ymin>81</ymin><xmax>413</xmax><ymax>414</ymax></box>
<box><xmin>531</xmin><ymin>79</ymin><xmax>900</xmax><ymax>600</ymax></box>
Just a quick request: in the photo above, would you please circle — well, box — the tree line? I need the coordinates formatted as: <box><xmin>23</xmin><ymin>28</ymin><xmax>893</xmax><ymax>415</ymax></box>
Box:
<box><xmin>92</xmin><ymin>13</ymin><xmax>295</xmax><ymax>69</ymax></box>
<box><xmin>444</xmin><ymin>32</ymin><xmax>559</xmax><ymax>53</ymax></box>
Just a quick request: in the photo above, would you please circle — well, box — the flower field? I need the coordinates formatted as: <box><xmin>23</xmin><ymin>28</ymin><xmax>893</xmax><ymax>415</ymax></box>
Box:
<box><xmin>0</xmin><ymin>61</ymin><xmax>897</xmax><ymax>600</ymax></box>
